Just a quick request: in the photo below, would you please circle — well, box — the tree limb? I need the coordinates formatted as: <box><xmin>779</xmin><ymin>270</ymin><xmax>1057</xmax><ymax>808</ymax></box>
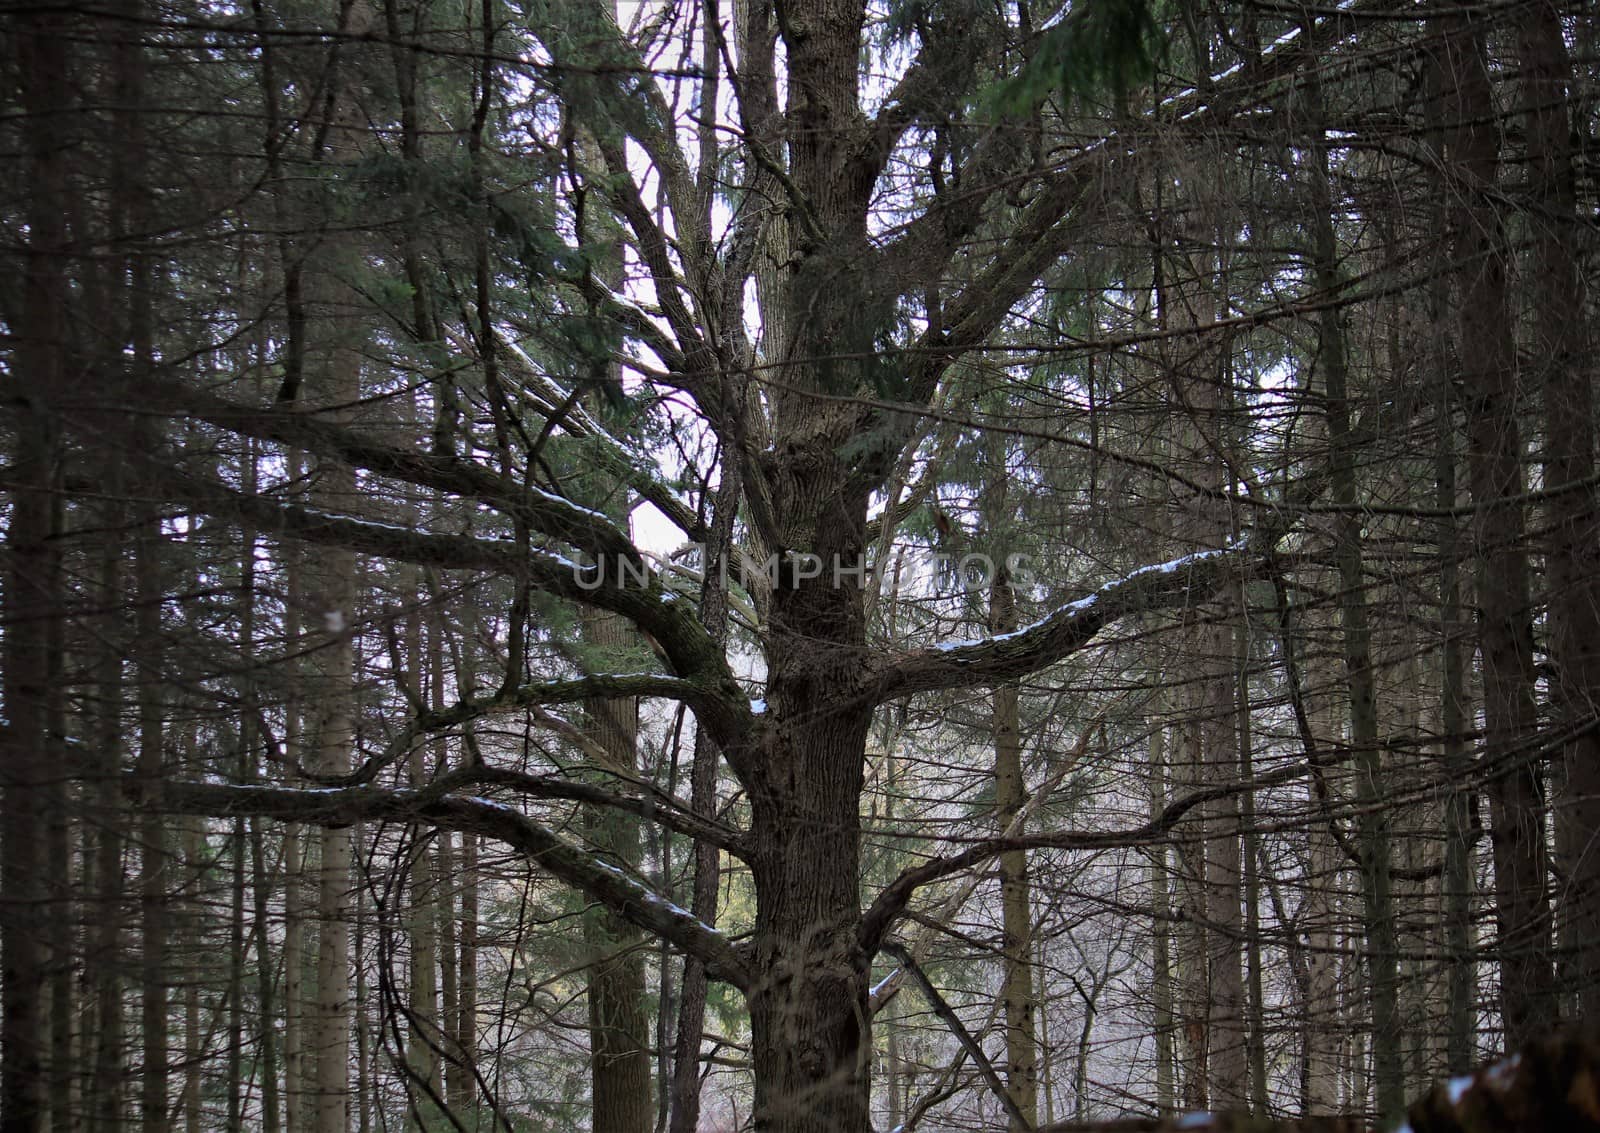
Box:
<box><xmin>859</xmin><ymin>758</ymin><xmax>1314</xmax><ymax>954</ymax></box>
<box><xmin>140</xmin><ymin>777</ymin><xmax>753</xmax><ymax>990</ymax></box>
<box><xmin>862</xmin><ymin>542</ymin><xmax>1263</xmax><ymax>704</ymax></box>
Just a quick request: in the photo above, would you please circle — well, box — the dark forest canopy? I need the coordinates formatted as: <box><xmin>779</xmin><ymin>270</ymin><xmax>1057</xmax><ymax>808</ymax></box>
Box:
<box><xmin>2</xmin><ymin>0</ymin><xmax>1598</xmax><ymax>1130</ymax></box>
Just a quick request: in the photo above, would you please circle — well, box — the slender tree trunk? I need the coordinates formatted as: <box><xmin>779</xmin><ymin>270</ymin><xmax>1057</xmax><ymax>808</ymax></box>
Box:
<box><xmin>1519</xmin><ymin>0</ymin><xmax>1600</xmax><ymax>1022</ymax></box>
<box><xmin>1302</xmin><ymin>66</ymin><xmax>1402</xmax><ymax>1120</ymax></box>
<box><xmin>989</xmin><ymin>486</ymin><xmax>1038</xmax><ymax>1132</ymax></box>
<box><xmin>2</xmin><ymin>163</ymin><xmax>61</xmax><ymax>1133</ymax></box>
<box><xmin>1303</xmin><ymin>677</ymin><xmax>1342</xmax><ymax>1116</ymax></box>
<box><xmin>353</xmin><ymin>856</ymin><xmax>371</xmax><ymax>1133</ymax></box>
<box><xmin>87</xmin><ymin>455</ymin><xmax>129</xmax><ymax>1131</ymax></box>
<box><xmin>1437</xmin><ymin>399</ymin><xmax>1476</xmax><ymax>1071</ymax></box>
<box><xmin>570</xmin><ymin>54</ymin><xmax>655</xmax><ymax>1125</ymax></box>
<box><xmin>281</xmin><ymin>457</ymin><xmax>307</xmax><ymax>1133</ymax></box>
<box><xmin>1236</xmin><ymin>619</ymin><xmax>1269</xmax><ymax>1115</ymax></box>
<box><xmin>307</xmin><ymin>465</ymin><xmax>356</xmax><ymax>1133</ymax></box>
<box><xmin>1422</xmin><ymin>74</ymin><xmax>1477</xmax><ymax>1075</ymax></box>
<box><xmin>1171</xmin><ymin>277</ymin><xmax>1246</xmax><ymax>1110</ymax></box>
<box><xmin>1073</xmin><ymin>984</ymin><xmax>1096</xmax><ymax>1121</ymax></box>
<box><xmin>456</xmin><ymin>831</ymin><xmax>478</xmax><ymax>1123</ymax></box>
<box><xmin>299</xmin><ymin>13</ymin><xmax>373</xmax><ymax>1129</ymax></box>
<box><xmin>184</xmin><ymin>816</ymin><xmax>204</xmax><ymax>1133</ymax></box>
<box><xmin>582</xmin><ymin>611</ymin><xmax>654</xmax><ymax>1133</ymax></box>
<box><xmin>430</xmin><ymin>615</ymin><xmax>468</xmax><ymax>1120</ymax></box>
<box><xmin>1437</xmin><ymin>11</ymin><xmax>1557</xmax><ymax>1047</ymax></box>
<box><xmin>1148</xmin><ymin>716</ymin><xmax>1176</xmax><ymax>1116</ymax></box>
<box><xmin>4</xmin><ymin>6</ymin><xmax>71</xmax><ymax>1133</ymax></box>
<box><xmin>282</xmin><ymin>817</ymin><xmax>307</xmax><ymax>1133</ymax></box>
<box><xmin>665</xmin><ymin>405</ymin><xmax>741</xmax><ymax>1133</ymax></box>
<box><xmin>230</xmin><ymin>783</ymin><xmax>247</xmax><ymax>1130</ymax></box>
<box><xmin>137</xmin><ymin>531</ymin><xmax>171</xmax><ymax>1133</ymax></box>
<box><xmin>666</xmin><ymin>617</ymin><xmax>733</xmax><ymax>1132</ymax></box>
<box><xmin>43</xmin><ymin>470</ymin><xmax>72</xmax><ymax>1133</ymax></box>
<box><xmin>252</xmin><ymin>811</ymin><xmax>281</xmax><ymax>1133</ymax></box>
<box><xmin>406</xmin><ymin>602</ymin><xmax>442</xmax><ymax>1125</ymax></box>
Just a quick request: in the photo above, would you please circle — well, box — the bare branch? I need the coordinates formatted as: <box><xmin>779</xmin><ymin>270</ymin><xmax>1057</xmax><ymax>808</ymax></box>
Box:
<box><xmin>859</xmin><ymin>759</ymin><xmax>1314</xmax><ymax>954</ymax></box>
<box><xmin>142</xmin><ymin>778</ymin><xmax>753</xmax><ymax>990</ymax></box>
<box><xmin>323</xmin><ymin>672</ymin><xmax>721</xmax><ymax>786</ymax></box>
<box><xmin>144</xmin><ymin>467</ymin><xmax>755</xmax><ymax>747</ymax></box>
<box><xmin>125</xmin><ymin>377</ymin><xmax>641</xmax><ymax>563</ymax></box>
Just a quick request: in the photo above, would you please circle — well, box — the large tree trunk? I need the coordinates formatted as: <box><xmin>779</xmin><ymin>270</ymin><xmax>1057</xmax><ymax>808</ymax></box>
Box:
<box><xmin>746</xmin><ymin>711</ymin><xmax>873</xmax><ymax>1133</ymax></box>
<box><xmin>1436</xmin><ymin>10</ymin><xmax>1556</xmax><ymax>1047</ymax></box>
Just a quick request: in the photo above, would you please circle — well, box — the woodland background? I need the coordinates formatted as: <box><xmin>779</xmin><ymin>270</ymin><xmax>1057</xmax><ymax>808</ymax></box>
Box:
<box><xmin>1</xmin><ymin>0</ymin><xmax>1597</xmax><ymax>1129</ymax></box>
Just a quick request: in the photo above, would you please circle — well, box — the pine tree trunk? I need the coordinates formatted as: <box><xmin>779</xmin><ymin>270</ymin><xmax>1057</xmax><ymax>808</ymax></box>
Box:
<box><xmin>252</xmin><ymin>811</ymin><xmax>281</xmax><ymax>1133</ymax></box>
<box><xmin>1519</xmin><ymin>0</ymin><xmax>1600</xmax><ymax>1022</ymax></box>
<box><xmin>746</xmin><ymin>710</ymin><xmax>874</xmax><ymax>1133</ymax></box>
<box><xmin>282</xmin><ymin>821</ymin><xmax>307</xmax><ymax>1133</ymax></box>
<box><xmin>87</xmin><ymin>463</ymin><xmax>130</xmax><ymax>1130</ymax></box>
<box><xmin>299</xmin><ymin>12</ymin><xmax>372</xmax><ymax>1127</ymax></box>
<box><xmin>1303</xmin><ymin>676</ymin><xmax>1342</xmax><ymax>1116</ymax></box>
<box><xmin>406</xmin><ymin>602</ymin><xmax>442</xmax><ymax>1124</ymax></box>
<box><xmin>456</xmin><ymin>832</ymin><xmax>479</xmax><ymax>1123</ymax></box>
<box><xmin>1437</xmin><ymin>10</ymin><xmax>1557</xmax><ymax>1047</ymax></box>
<box><xmin>1237</xmin><ymin>621</ymin><xmax>1269</xmax><ymax>1115</ymax></box>
<box><xmin>43</xmin><ymin>473</ymin><xmax>72</xmax><ymax>1133</ymax></box>
<box><xmin>184</xmin><ymin>815</ymin><xmax>204</xmax><ymax>1133</ymax></box>
<box><xmin>1423</xmin><ymin>84</ymin><xmax>1477</xmax><ymax>1075</ymax></box>
<box><xmin>582</xmin><ymin>610</ymin><xmax>654</xmax><ymax>1133</ymax></box>
<box><xmin>1302</xmin><ymin>71</ymin><xmax>1402</xmax><ymax>1120</ymax></box>
<box><xmin>1148</xmin><ymin>716</ymin><xmax>1176</xmax><ymax>1115</ymax></box>
<box><xmin>1</xmin><ymin>129</ymin><xmax>61</xmax><ymax>1132</ymax></box>
<box><xmin>991</xmin><ymin>564</ymin><xmax>1039</xmax><ymax>1131</ymax></box>
<box><xmin>137</xmin><ymin>530</ymin><xmax>171</xmax><ymax>1133</ymax></box>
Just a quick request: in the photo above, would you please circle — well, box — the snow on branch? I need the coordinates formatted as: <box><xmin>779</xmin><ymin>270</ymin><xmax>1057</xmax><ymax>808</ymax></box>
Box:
<box><xmin>865</xmin><ymin>541</ymin><xmax>1259</xmax><ymax>704</ymax></box>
